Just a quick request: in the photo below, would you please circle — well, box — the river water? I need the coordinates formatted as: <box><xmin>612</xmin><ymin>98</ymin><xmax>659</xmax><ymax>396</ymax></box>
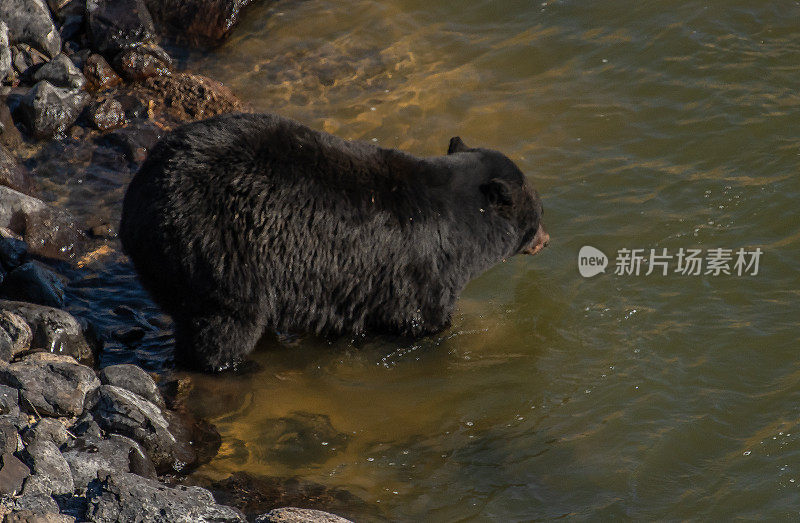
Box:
<box><xmin>50</xmin><ymin>0</ymin><xmax>800</xmax><ymax>520</ymax></box>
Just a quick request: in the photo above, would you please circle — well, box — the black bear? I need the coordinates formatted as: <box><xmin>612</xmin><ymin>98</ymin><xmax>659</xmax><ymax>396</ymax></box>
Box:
<box><xmin>120</xmin><ymin>113</ymin><xmax>549</xmax><ymax>371</ymax></box>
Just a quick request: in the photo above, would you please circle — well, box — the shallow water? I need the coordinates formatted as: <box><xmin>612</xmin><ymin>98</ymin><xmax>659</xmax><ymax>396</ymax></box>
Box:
<box><xmin>43</xmin><ymin>0</ymin><xmax>800</xmax><ymax>519</ymax></box>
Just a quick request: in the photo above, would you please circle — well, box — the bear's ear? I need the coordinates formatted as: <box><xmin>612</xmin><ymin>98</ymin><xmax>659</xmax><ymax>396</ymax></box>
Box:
<box><xmin>448</xmin><ymin>136</ymin><xmax>470</xmax><ymax>154</ymax></box>
<box><xmin>480</xmin><ymin>178</ymin><xmax>513</xmax><ymax>207</ymax></box>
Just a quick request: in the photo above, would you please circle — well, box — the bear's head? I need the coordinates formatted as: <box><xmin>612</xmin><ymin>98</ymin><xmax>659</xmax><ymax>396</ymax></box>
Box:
<box><xmin>448</xmin><ymin>136</ymin><xmax>550</xmax><ymax>256</ymax></box>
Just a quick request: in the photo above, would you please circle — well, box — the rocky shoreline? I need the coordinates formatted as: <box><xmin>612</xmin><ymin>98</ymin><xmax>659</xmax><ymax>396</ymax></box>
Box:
<box><xmin>0</xmin><ymin>0</ymin><xmax>357</xmax><ymax>521</ymax></box>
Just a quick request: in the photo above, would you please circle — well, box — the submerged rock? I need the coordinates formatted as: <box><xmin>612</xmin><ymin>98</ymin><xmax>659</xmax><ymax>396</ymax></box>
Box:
<box><xmin>0</xmin><ymin>301</ymin><xmax>94</xmax><ymax>362</ymax></box>
<box><xmin>0</xmin><ymin>353</ymin><xmax>99</xmax><ymax>417</ymax></box>
<box><xmin>145</xmin><ymin>0</ymin><xmax>257</xmax><ymax>45</ymax></box>
<box><xmin>256</xmin><ymin>508</ymin><xmax>353</xmax><ymax>523</ymax></box>
<box><xmin>86</xmin><ymin>0</ymin><xmax>157</xmax><ymax>57</ymax></box>
<box><xmin>86</xmin><ymin>472</ymin><xmax>245</xmax><ymax>522</ymax></box>
<box><xmin>17</xmin><ymin>81</ymin><xmax>89</xmax><ymax>139</ymax></box>
<box><xmin>32</xmin><ymin>54</ymin><xmax>86</xmax><ymax>90</ymax></box>
<box><xmin>113</xmin><ymin>42</ymin><xmax>172</xmax><ymax>81</ymax></box>
<box><xmin>0</xmin><ymin>146</ymin><xmax>34</xmax><ymax>195</ymax></box>
<box><xmin>0</xmin><ymin>261</ymin><xmax>66</xmax><ymax>308</ymax></box>
<box><xmin>82</xmin><ymin>54</ymin><xmax>122</xmax><ymax>91</ymax></box>
<box><xmin>0</xmin><ymin>0</ymin><xmax>62</xmax><ymax>58</ymax></box>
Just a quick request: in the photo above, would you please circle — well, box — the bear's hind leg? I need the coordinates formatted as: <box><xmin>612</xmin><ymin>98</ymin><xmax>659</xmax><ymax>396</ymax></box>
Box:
<box><xmin>174</xmin><ymin>308</ymin><xmax>265</xmax><ymax>372</ymax></box>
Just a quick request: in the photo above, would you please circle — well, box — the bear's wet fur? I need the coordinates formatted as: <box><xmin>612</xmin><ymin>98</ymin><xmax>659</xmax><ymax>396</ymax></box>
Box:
<box><xmin>120</xmin><ymin>113</ymin><xmax>548</xmax><ymax>371</ymax></box>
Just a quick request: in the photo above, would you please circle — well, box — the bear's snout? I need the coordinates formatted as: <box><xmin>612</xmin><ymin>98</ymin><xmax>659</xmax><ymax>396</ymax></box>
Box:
<box><xmin>523</xmin><ymin>223</ymin><xmax>550</xmax><ymax>256</ymax></box>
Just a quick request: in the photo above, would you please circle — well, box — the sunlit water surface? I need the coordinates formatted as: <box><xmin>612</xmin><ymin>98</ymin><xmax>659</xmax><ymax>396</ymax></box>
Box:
<box><xmin>44</xmin><ymin>0</ymin><xmax>800</xmax><ymax>520</ymax></box>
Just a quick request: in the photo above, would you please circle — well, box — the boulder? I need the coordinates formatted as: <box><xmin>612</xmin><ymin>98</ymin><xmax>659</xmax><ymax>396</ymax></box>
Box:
<box><xmin>89</xmin><ymin>385</ymin><xmax>194</xmax><ymax>473</ymax></box>
<box><xmin>99</xmin><ymin>364</ymin><xmax>163</xmax><ymax>408</ymax></box>
<box><xmin>255</xmin><ymin>508</ymin><xmax>353</xmax><ymax>523</ymax></box>
<box><xmin>0</xmin><ymin>186</ymin><xmax>85</xmax><ymax>260</ymax></box>
<box><xmin>21</xmin><ymin>439</ymin><xmax>74</xmax><ymax>496</ymax></box>
<box><xmin>86</xmin><ymin>0</ymin><xmax>157</xmax><ymax>57</ymax></box>
<box><xmin>86</xmin><ymin>472</ymin><xmax>245</xmax><ymax>522</ymax></box>
<box><xmin>21</xmin><ymin>418</ymin><xmax>68</xmax><ymax>447</ymax></box>
<box><xmin>0</xmin><ymin>301</ymin><xmax>93</xmax><ymax>362</ymax></box>
<box><xmin>17</xmin><ymin>81</ymin><xmax>89</xmax><ymax>139</ymax></box>
<box><xmin>32</xmin><ymin>54</ymin><xmax>86</xmax><ymax>89</ymax></box>
<box><xmin>0</xmin><ymin>261</ymin><xmax>66</xmax><ymax>308</ymax></box>
<box><xmin>0</xmin><ymin>353</ymin><xmax>99</xmax><ymax>417</ymax></box>
<box><xmin>0</xmin><ymin>0</ymin><xmax>62</xmax><ymax>58</ymax></box>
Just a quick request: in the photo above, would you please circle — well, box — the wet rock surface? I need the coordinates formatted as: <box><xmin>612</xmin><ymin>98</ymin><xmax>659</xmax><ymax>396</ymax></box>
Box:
<box><xmin>146</xmin><ymin>0</ymin><xmax>257</xmax><ymax>45</ymax></box>
<box><xmin>1</xmin><ymin>261</ymin><xmax>67</xmax><ymax>308</ymax></box>
<box><xmin>31</xmin><ymin>55</ymin><xmax>85</xmax><ymax>90</ymax></box>
<box><xmin>17</xmin><ymin>81</ymin><xmax>89</xmax><ymax>139</ymax></box>
<box><xmin>86</xmin><ymin>0</ymin><xmax>157</xmax><ymax>57</ymax></box>
<box><xmin>0</xmin><ymin>301</ymin><xmax>93</xmax><ymax>362</ymax></box>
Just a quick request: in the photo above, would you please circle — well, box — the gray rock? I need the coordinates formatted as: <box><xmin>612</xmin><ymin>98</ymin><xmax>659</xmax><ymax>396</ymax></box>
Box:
<box><xmin>0</xmin><ymin>145</ymin><xmax>34</xmax><ymax>195</ymax></box>
<box><xmin>17</xmin><ymin>81</ymin><xmax>89</xmax><ymax>139</ymax></box>
<box><xmin>0</xmin><ymin>452</ymin><xmax>30</xmax><ymax>496</ymax></box>
<box><xmin>0</xmin><ymin>22</ymin><xmax>11</xmax><ymax>84</ymax></box>
<box><xmin>62</xmin><ymin>433</ymin><xmax>155</xmax><ymax>491</ymax></box>
<box><xmin>99</xmin><ymin>364</ymin><xmax>163</xmax><ymax>408</ymax></box>
<box><xmin>0</xmin><ymin>418</ymin><xmax>19</xmax><ymax>454</ymax></box>
<box><xmin>0</xmin><ymin>353</ymin><xmax>99</xmax><ymax>417</ymax></box>
<box><xmin>21</xmin><ymin>439</ymin><xmax>74</xmax><ymax>496</ymax></box>
<box><xmin>32</xmin><ymin>54</ymin><xmax>86</xmax><ymax>89</ymax></box>
<box><xmin>0</xmin><ymin>383</ymin><xmax>21</xmax><ymax>417</ymax></box>
<box><xmin>0</xmin><ymin>0</ymin><xmax>62</xmax><ymax>58</ymax></box>
<box><xmin>69</xmin><ymin>412</ymin><xmax>101</xmax><ymax>439</ymax></box>
<box><xmin>86</xmin><ymin>0</ymin><xmax>157</xmax><ymax>57</ymax></box>
<box><xmin>86</xmin><ymin>472</ymin><xmax>244</xmax><ymax>522</ymax></box>
<box><xmin>89</xmin><ymin>385</ymin><xmax>194</xmax><ymax>473</ymax></box>
<box><xmin>0</xmin><ymin>309</ymin><xmax>32</xmax><ymax>362</ymax></box>
<box><xmin>0</xmin><ymin>301</ymin><xmax>93</xmax><ymax>362</ymax></box>
<box><xmin>7</xmin><ymin>493</ymin><xmax>60</xmax><ymax>516</ymax></box>
<box><xmin>0</xmin><ymin>261</ymin><xmax>66</xmax><ymax>308</ymax></box>
<box><xmin>21</xmin><ymin>417</ymin><xmax>68</xmax><ymax>447</ymax></box>
<box><xmin>255</xmin><ymin>508</ymin><xmax>354</xmax><ymax>523</ymax></box>
<box><xmin>5</xmin><ymin>510</ymin><xmax>75</xmax><ymax>522</ymax></box>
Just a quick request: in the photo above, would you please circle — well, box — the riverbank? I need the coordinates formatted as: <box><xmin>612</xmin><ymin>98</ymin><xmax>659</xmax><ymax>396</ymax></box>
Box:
<box><xmin>0</xmin><ymin>0</ymin><xmax>355</xmax><ymax>521</ymax></box>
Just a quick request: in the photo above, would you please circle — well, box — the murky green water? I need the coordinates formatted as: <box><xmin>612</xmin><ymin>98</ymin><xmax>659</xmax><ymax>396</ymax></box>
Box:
<box><xmin>179</xmin><ymin>0</ymin><xmax>800</xmax><ymax>519</ymax></box>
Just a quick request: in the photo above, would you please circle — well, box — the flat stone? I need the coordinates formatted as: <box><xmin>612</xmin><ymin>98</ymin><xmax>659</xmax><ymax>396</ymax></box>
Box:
<box><xmin>0</xmin><ymin>0</ymin><xmax>62</xmax><ymax>58</ymax></box>
<box><xmin>99</xmin><ymin>364</ymin><xmax>163</xmax><ymax>408</ymax></box>
<box><xmin>21</xmin><ymin>439</ymin><xmax>74</xmax><ymax>496</ymax></box>
<box><xmin>0</xmin><ymin>301</ymin><xmax>93</xmax><ymax>362</ymax></box>
<box><xmin>255</xmin><ymin>508</ymin><xmax>353</xmax><ymax>523</ymax></box>
<box><xmin>0</xmin><ymin>261</ymin><xmax>66</xmax><ymax>308</ymax></box>
<box><xmin>32</xmin><ymin>54</ymin><xmax>85</xmax><ymax>89</ymax></box>
<box><xmin>62</xmin><ymin>433</ymin><xmax>155</xmax><ymax>491</ymax></box>
<box><xmin>0</xmin><ymin>353</ymin><xmax>99</xmax><ymax>417</ymax></box>
<box><xmin>17</xmin><ymin>81</ymin><xmax>89</xmax><ymax>139</ymax></box>
<box><xmin>86</xmin><ymin>0</ymin><xmax>157</xmax><ymax>57</ymax></box>
<box><xmin>0</xmin><ymin>452</ymin><xmax>30</xmax><ymax>496</ymax></box>
<box><xmin>86</xmin><ymin>472</ymin><xmax>244</xmax><ymax>522</ymax></box>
